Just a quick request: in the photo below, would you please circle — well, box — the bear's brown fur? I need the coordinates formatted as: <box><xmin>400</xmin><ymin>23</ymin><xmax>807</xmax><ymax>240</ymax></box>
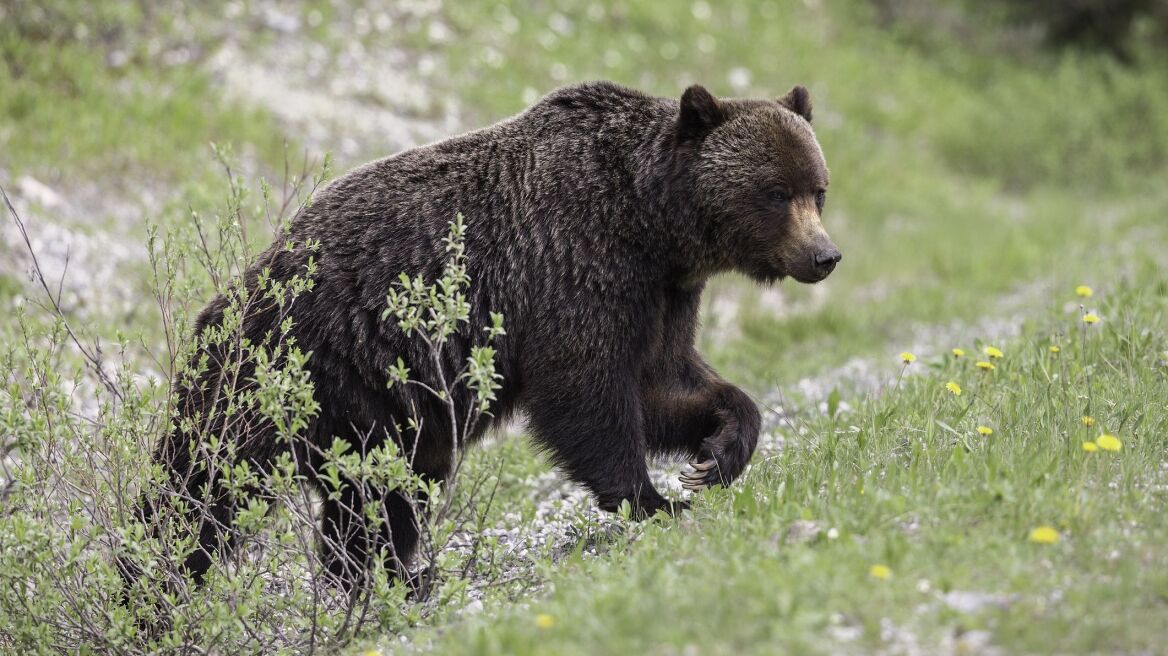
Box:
<box><xmin>151</xmin><ymin>81</ymin><xmax>839</xmax><ymax>588</ymax></box>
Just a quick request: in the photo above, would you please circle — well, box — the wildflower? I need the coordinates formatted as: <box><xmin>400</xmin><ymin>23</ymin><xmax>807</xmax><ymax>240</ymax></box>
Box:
<box><xmin>1029</xmin><ymin>526</ymin><xmax>1060</xmax><ymax>544</ymax></box>
<box><xmin>1095</xmin><ymin>434</ymin><xmax>1122</xmax><ymax>452</ymax></box>
<box><xmin>869</xmin><ymin>564</ymin><xmax>892</xmax><ymax>580</ymax></box>
<box><xmin>363</xmin><ymin>651</ymin><xmax>382</xmax><ymax>656</ymax></box>
<box><xmin>977</xmin><ymin>425</ymin><xmax>993</xmax><ymax>436</ymax></box>
<box><xmin>945</xmin><ymin>381</ymin><xmax>962</xmax><ymax>396</ymax></box>
<box><xmin>951</xmin><ymin>348</ymin><xmax>966</xmax><ymax>358</ymax></box>
<box><xmin>1049</xmin><ymin>345</ymin><xmax>1061</xmax><ymax>354</ymax></box>
<box><xmin>1082</xmin><ymin>313</ymin><xmax>1100</xmax><ymax>325</ymax></box>
<box><xmin>1082</xmin><ymin>441</ymin><xmax>1098</xmax><ymax>452</ymax></box>
<box><xmin>975</xmin><ymin>361</ymin><xmax>996</xmax><ymax>371</ymax></box>
<box><xmin>983</xmin><ymin>346</ymin><xmax>1004</xmax><ymax>359</ymax></box>
<box><xmin>536</xmin><ymin>613</ymin><xmax>556</xmax><ymax>629</ymax></box>
<box><xmin>1075</xmin><ymin>285</ymin><xmax>1093</xmax><ymax>298</ymax></box>
<box><xmin>1081</xmin><ymin>416</ymin><xmax>1095</xmax><ymax>427</ymax></box>
<box><xmin>899</xmin><ymin>352</ymin><xmax>917</xmax><ymax>364</ymax></box>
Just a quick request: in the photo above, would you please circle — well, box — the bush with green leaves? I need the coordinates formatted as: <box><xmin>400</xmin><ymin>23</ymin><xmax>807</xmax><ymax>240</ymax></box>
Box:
<box><xmin>0</xmin><ymin>154</ymin><xmax>506</xmax><ymax>653</ymax></box>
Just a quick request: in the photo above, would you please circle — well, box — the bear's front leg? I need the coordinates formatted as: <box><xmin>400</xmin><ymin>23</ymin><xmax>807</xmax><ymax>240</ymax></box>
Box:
<box><xmin>526</xmin><ymin>370</ymin><xmax>687</xmax><ymax>519</ymax></box>
<box><xmin>677</xmin><ymin>383</ymin><xmax>761</xmax><ymax>492</ymax></box>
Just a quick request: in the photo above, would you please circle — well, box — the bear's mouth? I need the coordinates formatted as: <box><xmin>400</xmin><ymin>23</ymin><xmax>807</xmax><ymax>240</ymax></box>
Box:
<box><xmin>792</xmin><ymin>269</ymin><xmax>831</xmax><ymax>284</ymax></box>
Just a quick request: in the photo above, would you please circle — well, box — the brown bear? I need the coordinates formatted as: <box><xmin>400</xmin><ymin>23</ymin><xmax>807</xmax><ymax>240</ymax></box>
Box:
<box><xmin>150</xmin><ymin>81</ymin><xmax>839</xmax><ymax>589</ymax></box>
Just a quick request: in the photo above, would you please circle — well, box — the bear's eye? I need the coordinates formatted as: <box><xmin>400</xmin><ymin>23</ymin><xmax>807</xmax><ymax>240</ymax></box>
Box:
<box><xmin>767</xmin><ymin>190</ymin><xmax>790</xmax><ymax>207</ymax></box>
<box><xmin>815</xmin><ymin>189</ymin><xmax>827</xmax><ymax>212</ymax></box>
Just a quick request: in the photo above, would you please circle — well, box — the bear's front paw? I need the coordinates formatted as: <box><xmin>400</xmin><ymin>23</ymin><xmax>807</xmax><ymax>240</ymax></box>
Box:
<box><xmin>679</xmin><ymin>417</ymin><xmax>757</xmax><ymax>492</ymax></box>
<box><xmin>679</xmin><ymin>450</ymin><xmax>750</xmax><ymax>491</ymax></box>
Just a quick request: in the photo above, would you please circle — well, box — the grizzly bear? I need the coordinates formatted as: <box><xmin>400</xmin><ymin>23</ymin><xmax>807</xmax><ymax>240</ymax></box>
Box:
<box><xmin>149</xmin><ymin>81</ymin><xmax>839</xmax><ymax>589</ymax></box>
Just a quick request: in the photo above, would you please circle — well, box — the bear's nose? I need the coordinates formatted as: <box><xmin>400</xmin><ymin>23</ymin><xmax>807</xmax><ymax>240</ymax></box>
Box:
<box><xmin>814</xmin><ymin>248</ymin><xmax>842</xmax><ymax>270</ymax></box>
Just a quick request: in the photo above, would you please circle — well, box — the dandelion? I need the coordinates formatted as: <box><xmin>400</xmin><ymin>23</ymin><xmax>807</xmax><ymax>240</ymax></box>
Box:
<box><xmin>1049</xmin><ymin>345</ymin><xmax>1061</xmax><ymax>354</ymax></box>
<box><xmin>1095</xmin><ymin>434</ymin><xmax>1122</xmax><ymax>452</ymax></box>
<box><xmin>536</xmin><ymin>613</ymin><xmax>556</xmax><ymax>629</ymax></box>
<box><xmin>1029</xmin><ymin>526</ymin><xmax>1060</xmax><ymax>544</ymax></box>
<box><xmin>1081</xmin><ymin>416</ymin><xmax>1095</xmax><ymax>427</ymax></box>
<box><xmin>363</xmin><ymin>651</ymin><xmax>382</xmax><ymax>656</ymax></box>
<box><xmin>1076</xmin><ymin>285</ymin><xmax>1094</xmax><ymax>298</ymax></box>
<box><xmin>1082</xmin><ymin>313</ymin><xmax>1100</xmax><ymax>325</ymax></box>
<box><xmin>899</xmin><ymin>352</ymin><xmax>917</xmax><ymax>364</ymax></box>
<box><xmin>951</xmin><ymin>348</ymin><xmax>966</xmax><ymax>358</ymax></box>
<box><xmin>983</xmin><ymin>346</ymin><xmax>1004</xmax><ymax>359</ymax></box>
<box><xmin>976</xmin><ymin>361</ymin><xmax>996</xmax><ymax>371</ymax></box>
<box><xmin>945</xmin><ymin>381</ymin><xmax>962</xmax><ymax>396</ymax></box>
<box><xmin>1082</xmin><ymin>441</ymin><xmax>1098</xmax><ymax>452</ymax></box>
<box><xmin>869</xmin><ymin>564</ymin><xmax>892</xmax><ymax>580</ymax></box>
<box><xmin>977</xmin><ymin>425</ymin><xmax>993</xmax><ymax>436</ymax></box>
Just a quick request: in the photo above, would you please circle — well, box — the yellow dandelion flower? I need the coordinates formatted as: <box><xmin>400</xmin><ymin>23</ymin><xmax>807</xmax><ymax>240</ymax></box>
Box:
<box><xmin>1081</xmin><ymin>416</ymin><xmax>1095</xmax><ymax>427</ymax></box>
<box><xmin>1095</xmin><ymin>434</ymin><xmax>1122</xmax><ymax>452</ymax></box>
<box><xmin>951</xmin><ymin>348</ymin><xmax>966</xmax><ymax>358</ymax></box>
<box><xmin>977</xmin><ymin>425</ymin><xmax>993</xmax><ymax>436</ymax></box>
<box><xmin>1075</xmin><ymin>285</ymin><xmax>1094</xmax><ymax>298</ymax></box>
<box><xmin>1049</xmin><ymin>345</ymin><xmax>1061</xmax><ymax>354</ymax></box>
<box><xmin>1082</xmin><ymin>313</ymin><xmax>1100</xmax><ymax>325</ymax></box>
<box><xmin>899</xmin><ymin>352</ymin><xmax>917</xmax><ymax>364</ymax></box>
<box><xmin>1082</xmin><ymin>441</ymin><xmax>1098</xmax><ymax>452</ymax></box>
<box><xmin>976</xmin><ymin>361</ymin><xmax>996</xmax><ymax>371</ymax></box>
<box><xmin>536</xmin><ymin>613</ymin><xmax>556</xmax><ymax>629</ymax></box>
<box><xmin>363</xmin><ymin>651</ymin><xmax>382</xmax><ymax>656</ymax></box>
<box><xmin>945</xmin><ymin>381</ymin><xmax>962</xmax><ymax>396</ymax></box>
<box><xmin>983</xmin><ymin>346</ymin><xmax>1004</xmax><ymax>359</ymax></box>
<box><xmin>1029</xmin><ymin>526</ymin><xmax>1060</xmax><ymax>544</ymax></box>
<box><xmin>869</xmin><ymin>564</ymin><xmax>892</xmax><ymax>580</ymax></box>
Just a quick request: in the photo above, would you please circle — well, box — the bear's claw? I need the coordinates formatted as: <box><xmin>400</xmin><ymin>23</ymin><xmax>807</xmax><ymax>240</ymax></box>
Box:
<box><xmin>690</xmin><ymin>459</ymin><xmax>717</xmax><ymax>471</ymax></box>
<box><xmin>680</xmin><ymin>459</ymin><xmax>720</xmax><ymax>491</ymax></box>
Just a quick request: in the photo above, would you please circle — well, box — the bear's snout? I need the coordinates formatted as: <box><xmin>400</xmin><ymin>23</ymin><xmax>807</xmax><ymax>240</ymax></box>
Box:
<box><xmin>813</xmin><ymin>247</ymin><xmax>842</xmax><ymax>275</ymax></box>
<box><xmin>788</xmin><ymin>231</ymin><xmax>840</xmax><ymax>283</ymax></box>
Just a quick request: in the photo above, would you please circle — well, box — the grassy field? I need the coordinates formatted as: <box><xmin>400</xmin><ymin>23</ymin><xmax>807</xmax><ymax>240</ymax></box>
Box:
<box><xmin>398</xmin><ymin>282</ymin><xmax>1168</xmax><ymax>655</ymax></box>
<box><xmin>3</xmin><ymin>1</ymin><xmax>1167</xmax><ymax>654</ymax></box>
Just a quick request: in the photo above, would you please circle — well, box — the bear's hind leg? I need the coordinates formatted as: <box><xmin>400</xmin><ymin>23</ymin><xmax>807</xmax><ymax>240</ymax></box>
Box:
<box><xmin>181</xmin><ymin>488</ymin><xmax>242</xmax><ymax>584</ymax></box>
<box><xmin>319</xmin><ymin>481</ymin><xmax>421</xmax><ymax>592</ymax></box>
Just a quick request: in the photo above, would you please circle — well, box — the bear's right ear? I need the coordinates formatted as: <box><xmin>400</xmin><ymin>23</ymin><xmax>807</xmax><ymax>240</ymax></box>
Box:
<box><xmin>677</xmin><ymin>85</ymin><xmax>726</xmax><ymax>141</ymax></box>
<box><xmin>777</xmin><ymin>85</ymin><xmax>813</xmax><ymax>123</ymax></box>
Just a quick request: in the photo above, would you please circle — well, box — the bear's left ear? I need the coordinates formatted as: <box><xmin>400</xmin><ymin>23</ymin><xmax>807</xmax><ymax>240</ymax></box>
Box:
<box><xmin>677</xmin><ymin>84</ymin><xmax>727</xmax><ymax>141</ymax></box>
<box><xmin>777</xmin><ymin>85</ymin><xmax>813</xmax><ymax>123</ymax></box>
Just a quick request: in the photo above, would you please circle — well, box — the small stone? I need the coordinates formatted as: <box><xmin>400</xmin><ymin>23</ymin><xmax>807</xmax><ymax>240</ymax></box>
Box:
<box><xmin>940</xmin><ymin>590</ymin><xmax>1013</xmax><ymax>614</ymax></box>
<box><xmin>16</xmin><ymin>175</ymin><xmax>65</xmax><ymax>209</ymax></box>
<box><xmin>785</xmin><ymin>520</ymin><xmax>824</xmax><ymax>544</ymax></box>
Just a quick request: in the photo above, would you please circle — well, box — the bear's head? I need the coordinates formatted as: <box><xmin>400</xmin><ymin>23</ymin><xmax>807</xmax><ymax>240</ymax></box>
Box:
<box><xmin>678</xmin><ymin>84</ymin><xmax>840</xmax><ymax>284</ymax></box>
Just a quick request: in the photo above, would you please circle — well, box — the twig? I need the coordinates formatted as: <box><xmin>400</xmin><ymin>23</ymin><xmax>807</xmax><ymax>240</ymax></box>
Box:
<box><xmin>1</xmin><ymin>184</ymin><xmax>123</xmax><ymax>401</ymax></box>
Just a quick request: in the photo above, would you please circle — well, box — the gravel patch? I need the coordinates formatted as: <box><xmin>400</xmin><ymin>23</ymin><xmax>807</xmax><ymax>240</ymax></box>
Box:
<box><xmin>208</xmin><ymin>1</ymin><xmax>462</xmax><ymax>165</ymax></box>
<box><xmin>2</xmin><ymin>174</ymin><xmax>147</xmax><ymax>317</ymax></box>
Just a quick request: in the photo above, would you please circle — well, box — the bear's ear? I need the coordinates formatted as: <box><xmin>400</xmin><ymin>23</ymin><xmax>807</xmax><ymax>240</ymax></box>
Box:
<box><xmin>777</xmin><ymin>85</ymin><xmax>813</xmax><ymax>123</ymax></box>
<box><xmin>677</xmin><ymin>84</ymin><xmax>726</xmax><ymax>140</ymax></box>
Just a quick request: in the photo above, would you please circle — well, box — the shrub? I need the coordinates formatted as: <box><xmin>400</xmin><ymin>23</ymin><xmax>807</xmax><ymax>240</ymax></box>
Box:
<box><xmin>0</xmin><ymin>152</ymin><xmax>504</xmax><ymax>653</ymax></box>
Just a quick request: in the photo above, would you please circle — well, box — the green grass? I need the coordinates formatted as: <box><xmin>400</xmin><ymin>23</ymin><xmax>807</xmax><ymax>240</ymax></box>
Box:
<box><xmin>0</xmin><ymin>2</ymin><xmax>289</xmax><ymax>207</ymax></box>
<box><xmin>395</xmin><ymin>275</ymin><xmax>1168</xmax><ymax>655</ymax></box>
